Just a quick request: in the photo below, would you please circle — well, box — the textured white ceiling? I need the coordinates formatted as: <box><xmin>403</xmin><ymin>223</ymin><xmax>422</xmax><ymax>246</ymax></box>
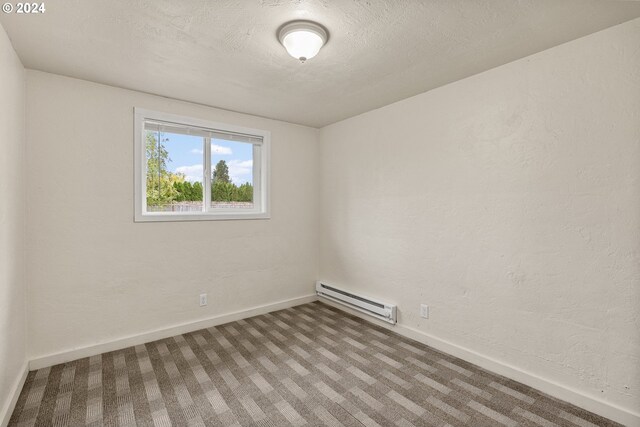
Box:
<box><xmin>2</xmin><ymin>1</ymin><xmax>640</xmax><ymax>127</ymax></box>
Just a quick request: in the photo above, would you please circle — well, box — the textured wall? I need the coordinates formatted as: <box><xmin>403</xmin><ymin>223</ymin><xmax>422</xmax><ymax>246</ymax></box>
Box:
<box><xmin>0</xmin><ymin>22</ymin><xmax>27</xmax><ymax>423</ymax></box>
<box><xmin>319</xmin><ymin>18</ymin><xmax>640</xmax><ymax>415</ymax></box>
<box><xmin>25</xmin><ymin>71</ymin><xmax>319</xmax><ymax>360</ymax></box>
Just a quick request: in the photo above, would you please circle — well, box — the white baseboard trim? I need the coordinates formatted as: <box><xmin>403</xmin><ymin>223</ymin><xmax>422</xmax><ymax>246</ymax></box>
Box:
<box><xmin>319</xmin><ymin>298</ymin><xmax>640</xmax><ymax>427</ymax></box>
<box><xmin>1</xmin><ymin>361</ymin><xmax>28</xmax><ymax>427</ymax></box>
<box><xmin>29</xmin><ymin>294</ymin><xmax>318</xmax><ymax>371</ymax></box>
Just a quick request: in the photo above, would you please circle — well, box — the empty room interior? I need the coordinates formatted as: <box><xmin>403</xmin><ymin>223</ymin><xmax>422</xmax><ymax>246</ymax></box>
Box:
<box><xmin>1</xmin><ymin>1</ymin><xmax>639</xmax><ymax>426</ymax></box>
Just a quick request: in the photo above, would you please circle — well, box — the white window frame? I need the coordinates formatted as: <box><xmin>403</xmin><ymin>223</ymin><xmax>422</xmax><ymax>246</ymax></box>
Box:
<box><xmin>134</xmin><ymin>108</ymin><xmax>270</xmax><ymax>222</ymax></box>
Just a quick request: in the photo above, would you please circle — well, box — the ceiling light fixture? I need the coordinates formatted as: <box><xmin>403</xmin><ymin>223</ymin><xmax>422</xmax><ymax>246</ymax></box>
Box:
<box><xmin>278</xmin><ymin>20</ymin><xmax>328</xmax><ymax>63</ymax></box>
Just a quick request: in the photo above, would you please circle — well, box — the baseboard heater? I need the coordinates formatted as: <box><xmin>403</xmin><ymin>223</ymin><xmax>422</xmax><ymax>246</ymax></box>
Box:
<box><xmin>316</xmin><ymin>281</ymin><xmax>397</xmax><ymax>324</ymax></box>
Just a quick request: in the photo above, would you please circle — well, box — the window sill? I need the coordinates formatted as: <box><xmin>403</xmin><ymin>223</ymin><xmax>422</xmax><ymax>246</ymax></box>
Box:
<box><xmin>134</xmin><ymin>211</ymin><xmax>270</xmax><ymax>222</ymax></box>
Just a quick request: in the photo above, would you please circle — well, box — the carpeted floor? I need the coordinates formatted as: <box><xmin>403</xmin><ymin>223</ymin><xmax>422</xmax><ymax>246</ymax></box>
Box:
<box><xmin>10</xmin><ymin>301</ymin><xmax>620</xmax><ymax>426</ymax></box>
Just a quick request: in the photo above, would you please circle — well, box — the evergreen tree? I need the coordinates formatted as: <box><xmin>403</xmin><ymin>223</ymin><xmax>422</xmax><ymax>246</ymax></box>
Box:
<box><xmin>212</xmin><ymin>160</ymin><xmax>230</xmax><ymax>183</ymax></box>
<box><xmin>212</xmin><ymin>181</ymin><xmax>235</xmax><ymax>202</ymax></box>
<box><xmin>237</xmin><ymin>182</ymin><xmax>253</xmax><ymax>202</ymax></box>
<box><xmin>192</xmin><ymin>182</ymin><xmax>203</xmax><ymax>201</ymax></box>
<box><xmin>173</xmin><ymin>181</ymin><xmax>185</xmax><ymax>201</ymax></box>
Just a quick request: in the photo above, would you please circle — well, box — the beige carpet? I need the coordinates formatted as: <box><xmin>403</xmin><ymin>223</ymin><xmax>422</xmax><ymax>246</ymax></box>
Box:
<box><xmin>10</xmin><ymin>301</ymin><xmax>620</xmax><ymax>426</ymax></box>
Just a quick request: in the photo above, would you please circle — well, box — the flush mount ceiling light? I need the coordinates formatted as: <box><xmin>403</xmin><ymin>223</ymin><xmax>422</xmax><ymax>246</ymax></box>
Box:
<box><xmin>278</xmin><ymin>20</ymin><xmax>328</xmax><ymax>63</ymax></box>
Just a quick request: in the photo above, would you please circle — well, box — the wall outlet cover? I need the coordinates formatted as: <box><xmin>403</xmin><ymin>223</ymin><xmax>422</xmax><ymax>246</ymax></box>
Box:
<box><xmin>420</xmin><ymin>304</ymin><xmax>429</xmax><ymax>319</ymax></box>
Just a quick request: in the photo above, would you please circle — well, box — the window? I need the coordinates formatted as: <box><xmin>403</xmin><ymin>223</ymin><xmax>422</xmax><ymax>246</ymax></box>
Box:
<box><xmin>134</xmin><ymin>108</ymin><xmax>270</xmax><ymax>221</ymax></box>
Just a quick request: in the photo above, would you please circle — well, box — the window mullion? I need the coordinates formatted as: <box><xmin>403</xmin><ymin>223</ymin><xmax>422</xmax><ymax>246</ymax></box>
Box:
<box><xmin>203</xmin><ymin>137</ymin><xmax>211</xmax><ymax>212</ymax></box>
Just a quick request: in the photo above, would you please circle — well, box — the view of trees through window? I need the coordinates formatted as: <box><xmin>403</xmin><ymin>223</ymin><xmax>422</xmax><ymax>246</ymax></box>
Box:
<box><xmin>145</xmin><ymin>130</ymin><xmax>254</xmax><ymax>212</ymax></box>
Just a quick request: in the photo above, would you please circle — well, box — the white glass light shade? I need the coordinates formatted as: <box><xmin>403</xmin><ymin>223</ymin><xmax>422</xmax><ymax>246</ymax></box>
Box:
<box><xmin>278</xmin><ymin>21</ymin><xmax>328</xmax><ymax>62</ymax></box>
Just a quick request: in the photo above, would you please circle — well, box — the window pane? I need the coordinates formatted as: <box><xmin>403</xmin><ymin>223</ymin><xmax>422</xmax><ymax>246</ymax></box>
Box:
<box><xmin>136</xmin><ymin>108</ymin><xmax>269</xmax><ymax>221</ymax></box>
<box><xmin>210</xmin><ymin>139</ymin><xmax>255</xmax><ymax>210</ymax></box>
<box><xmin>145</xmin><ymin>129</ymin><xmax>204</xmax><ymax>212</ymax></box>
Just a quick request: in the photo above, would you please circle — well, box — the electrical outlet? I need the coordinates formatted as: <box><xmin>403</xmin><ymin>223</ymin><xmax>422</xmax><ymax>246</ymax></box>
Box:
<box><xmin>199</xmin><ymin>293</ymin><xmax>207</xmax><ymax>307</ymax></box>
<box><xmin>420</xmin><ymin>304</ymin><xmax>429</xmax><ymax>319</ymax></box>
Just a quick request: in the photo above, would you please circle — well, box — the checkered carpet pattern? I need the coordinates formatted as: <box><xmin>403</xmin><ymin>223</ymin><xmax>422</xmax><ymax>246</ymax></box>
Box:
<box><xmin>10</xmin><ymin>302</ymin><xmax>620</xmax><ymax>426</ymax></box>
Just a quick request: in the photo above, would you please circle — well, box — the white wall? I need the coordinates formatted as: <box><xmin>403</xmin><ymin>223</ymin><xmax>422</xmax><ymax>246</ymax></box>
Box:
<box><xmin>320</xmin><ymin>18</ymin><xmax>640</xmax><ymax>417</ymax></box>
<box><xmin>0</xmin><ymin>23</ymin><xmax>27</xmax><ymax>425</ymax></box>
<box><xmin>25</xmin><ymin>71</ymin><xmax>319</xmax><ymax>360</ymax></box>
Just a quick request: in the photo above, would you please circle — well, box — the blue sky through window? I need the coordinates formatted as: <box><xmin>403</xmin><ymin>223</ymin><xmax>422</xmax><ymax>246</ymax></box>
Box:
<box><xmin>162</xmin><ymin>133</ymin><xmax>253</xmax><ymax>185</ymax></box>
